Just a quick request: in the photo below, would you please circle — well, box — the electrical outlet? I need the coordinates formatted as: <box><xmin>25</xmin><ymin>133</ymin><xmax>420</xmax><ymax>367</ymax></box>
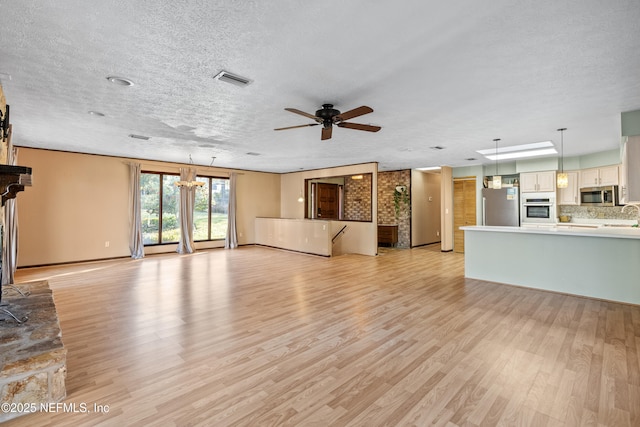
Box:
<box><xmin>436</xmin><ymin>231</ymin><xmax>440</xmax><ymax>237</ymax></box>
<box><xmin>239</xmin><ymin>231</ymin><xmax>243</xmax><ymax>238</ymax></box>
<box><xmin>104</xmin><ymin>241</ymin><xmax>110</xmax><ymax>248</ymax></box>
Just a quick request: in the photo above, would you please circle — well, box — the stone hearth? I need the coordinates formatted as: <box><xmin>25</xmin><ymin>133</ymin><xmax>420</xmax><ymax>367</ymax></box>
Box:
<box><xmin>0</xmin><ymin>281</ymin><xmax>67</xmax><ymax>422</ymax></box>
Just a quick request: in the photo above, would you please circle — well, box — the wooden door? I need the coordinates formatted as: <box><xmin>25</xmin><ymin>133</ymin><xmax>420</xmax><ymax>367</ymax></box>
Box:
<box><xmin>316</xmin><ymin>183</ymin><xmax>339</xmax><ymax>219</ymax></box>
<box><xmin>453</xmin><ymin>178</ymin><xmax>476</xmax><ymax>253</ymax></box>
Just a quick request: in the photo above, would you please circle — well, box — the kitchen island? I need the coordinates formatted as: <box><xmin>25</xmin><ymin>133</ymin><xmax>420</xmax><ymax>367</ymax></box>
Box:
<box><xmin>461</xmin><ymin>225</ymin><xmax>640</xmax><ymax>305</ymax></box>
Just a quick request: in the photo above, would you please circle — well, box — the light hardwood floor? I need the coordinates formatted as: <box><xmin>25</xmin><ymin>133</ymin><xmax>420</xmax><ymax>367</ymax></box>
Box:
<box><xmin>4</xmin><ymin>245</ymin><xmax>640</xmax><ymax>426</ymax></box>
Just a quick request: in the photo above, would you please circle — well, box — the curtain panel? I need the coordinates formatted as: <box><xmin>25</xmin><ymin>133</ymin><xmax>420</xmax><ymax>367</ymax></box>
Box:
<box><xmin>128</xmin><ymin>162</ymin><xmax>145</xmax><ymax>259</ymax></box>
<box><xmin>225</xmin><ymin>172</ymin><xmax>238</xmax><ymax>249</ymax></box>
<box><xmin>176</xmin><ymin>167</ymin><xmax>197</xmax><ymax>254</ymax></box>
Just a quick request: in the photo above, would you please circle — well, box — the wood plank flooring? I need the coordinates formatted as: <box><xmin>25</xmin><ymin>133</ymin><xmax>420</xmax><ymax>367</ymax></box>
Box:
<box><xmin>3</xmin><ymin>245</ymin><xmax>640</xmax><ymax>426</ymax></box>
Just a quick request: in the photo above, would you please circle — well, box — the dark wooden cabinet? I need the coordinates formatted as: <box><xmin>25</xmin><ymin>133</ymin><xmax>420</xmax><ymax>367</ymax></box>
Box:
<box><xmin>378</xmin><ymin>225</ymin><xmax>398</xmax><ymax>247</ymax></box>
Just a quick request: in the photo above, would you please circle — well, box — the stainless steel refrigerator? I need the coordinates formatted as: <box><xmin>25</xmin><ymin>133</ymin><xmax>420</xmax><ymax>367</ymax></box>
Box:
<box><xmin>482</xmin><ymin>187</ymin><xmax>520</xmax><ymax>226</ymax></box>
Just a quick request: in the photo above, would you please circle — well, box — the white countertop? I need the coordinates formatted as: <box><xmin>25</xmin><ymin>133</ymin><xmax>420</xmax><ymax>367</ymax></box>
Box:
<box><xmin>461</xmin><ymin>224</ymin><xmax>640</xmax><ymax>239</ymax></box>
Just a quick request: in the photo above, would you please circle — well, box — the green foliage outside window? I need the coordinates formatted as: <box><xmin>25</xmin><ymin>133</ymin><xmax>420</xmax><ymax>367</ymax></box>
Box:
<box><xmin>140</xmin><ymin>172</ymin><xmax>229</xmax><ymax>245</ymax></box>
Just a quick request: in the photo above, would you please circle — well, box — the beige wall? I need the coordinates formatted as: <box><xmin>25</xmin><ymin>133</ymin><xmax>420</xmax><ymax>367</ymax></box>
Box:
<box><xmin>330</xmin><ymin>220</ymin><xmax>377</xmax><ymax>256</ymax></box>
<box><xmin>280</xmin><ymin>163</ymin><xmax>378</xmax><ymax>256</ymax></box>
<box><xmin>16</xmin><ymin>148</ymin><xmax>280</xmax><ymax>266</ymax></box>
<box><xmin>255</xmin><ymin>218</ymin><xmax>332</xmax><ymax>256</ymax></box>
<box><xmin>280</xmin><ymin>163</ymin><xmax>377</xmax><ymax>219</ymax></box>
<box><xmin>440</xmin><ymin>166</ymin><xmax>454</xmax><ymax>251</ymax></box>
<box><xmin>411</xmin><ymin>170</ymin><xmax>441</xmax><ymax>247</ymax></box>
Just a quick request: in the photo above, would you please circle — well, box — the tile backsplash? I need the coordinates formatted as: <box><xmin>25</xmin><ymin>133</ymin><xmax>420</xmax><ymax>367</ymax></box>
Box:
<box><xmin>558</xmin><ymin>205</ymin><xmax>638</xmax><ymax>221</ymax></box>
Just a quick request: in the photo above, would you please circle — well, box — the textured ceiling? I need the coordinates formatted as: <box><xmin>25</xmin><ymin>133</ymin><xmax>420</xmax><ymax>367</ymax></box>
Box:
<box><xmin>1</xmin><ymin>1</ymin><xmax>640</xmax><ymax>172</ymax></box>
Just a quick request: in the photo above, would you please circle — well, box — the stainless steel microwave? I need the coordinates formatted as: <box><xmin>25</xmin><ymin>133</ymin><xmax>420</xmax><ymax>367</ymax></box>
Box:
<box><xmin>580</xmin><ymin>185</ymin><xmax>619</xmax><ymax>206</ymax></box>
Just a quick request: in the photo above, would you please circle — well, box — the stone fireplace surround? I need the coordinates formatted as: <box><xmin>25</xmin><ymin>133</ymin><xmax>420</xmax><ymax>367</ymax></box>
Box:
<box><xmin>0</xmin><ymin>280</ymin><xmax>67</xmax><ymax>422</ymax></box>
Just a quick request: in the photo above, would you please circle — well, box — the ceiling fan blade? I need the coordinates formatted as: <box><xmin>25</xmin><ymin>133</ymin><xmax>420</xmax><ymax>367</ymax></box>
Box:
<box><xmin>284</xmin><ymin>108</ymin><xmax>320</xmax><ymax>121</ymax></box>
<box><xmin>336</xmin><ymin>122</ymin><xmax>381</xmax><ymax>132</ymax></box>
<box><xmin>334</xmin><ymin>106</ymin><xmax>373</xmax><ymax>122</ymax></box>
<box><xmin>321</xmin><ymin>126</ymin><xmax>333</xmax><ymax>140</ymax></box>
<box><xmin>274</xmin><ymin>123</ymin><xmax>320</xmax><ymax>131</ymax></box>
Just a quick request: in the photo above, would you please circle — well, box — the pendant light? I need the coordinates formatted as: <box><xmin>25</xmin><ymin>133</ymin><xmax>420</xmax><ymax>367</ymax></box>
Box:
<box><xmin>492</xmin><ymin>138</ymin><xmax>502</xmax><ymax>189</ymax></box>
<box><xmin>556</xmin><ymin>128</ymin><xmax>568</xmax><ymax>188</ymax></box>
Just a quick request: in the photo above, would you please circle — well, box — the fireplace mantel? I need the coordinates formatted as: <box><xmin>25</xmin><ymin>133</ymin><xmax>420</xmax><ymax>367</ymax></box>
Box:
<box><xmin>0</xmin><ymin>164</ymin><xmax>32</xmax><ymax>206</ymax></box>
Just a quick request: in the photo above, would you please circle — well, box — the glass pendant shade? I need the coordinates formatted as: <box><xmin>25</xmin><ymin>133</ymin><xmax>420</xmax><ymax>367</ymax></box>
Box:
<box><xmin>557</xmin><ymin>172</ymin><xmax>568</xmax><ymax>188</ymax></box>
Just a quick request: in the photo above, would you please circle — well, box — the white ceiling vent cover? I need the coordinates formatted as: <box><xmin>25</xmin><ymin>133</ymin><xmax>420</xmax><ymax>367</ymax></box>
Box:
<box><xmin>213</xmin><ymin>70</ymin><xmax>252</xmax><ymax>87</ymax></box>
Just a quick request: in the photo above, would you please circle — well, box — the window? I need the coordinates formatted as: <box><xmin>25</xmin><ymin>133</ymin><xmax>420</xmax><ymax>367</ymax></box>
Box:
<box><xmin>140</xmin><ymin>172</ymin><xmax>229</xmax><ymax>245</ymax></box>
<box><xmin>194</xmin><ymin>176</ymin><xmax>230</xmax><ymax>241</ymax></box>
<box><xmin>140</xmin><ymin>172</ymin><xmax>180</xmax><ymax>244</ymax></box>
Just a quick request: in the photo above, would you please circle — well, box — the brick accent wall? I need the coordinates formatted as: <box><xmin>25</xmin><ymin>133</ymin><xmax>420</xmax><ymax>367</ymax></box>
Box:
<box><xmin>377</xmin><ymin>170</ymin><xmax>411</xmax><ymax>248</ymax></box>
<box><xmin>344</xmin><ymin>174</ymin><xmax>372</xmax><ymax>221</ymax></box>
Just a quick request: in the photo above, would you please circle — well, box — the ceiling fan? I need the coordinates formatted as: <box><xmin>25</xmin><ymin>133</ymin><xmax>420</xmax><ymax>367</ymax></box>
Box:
<box><xmin>274</xmin><ymin>104</ymin><xmax>381</xmax><ymax>140</ymax></box>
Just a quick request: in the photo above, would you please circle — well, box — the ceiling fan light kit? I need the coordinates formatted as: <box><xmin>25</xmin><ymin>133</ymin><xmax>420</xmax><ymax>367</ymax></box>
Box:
<box><xmin>275</xmin><ymin>104</ymin><xmax>381</xmax><ymax>140</ymax></box>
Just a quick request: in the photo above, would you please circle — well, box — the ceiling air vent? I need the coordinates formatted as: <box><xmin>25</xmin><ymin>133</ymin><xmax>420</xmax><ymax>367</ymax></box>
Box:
<box><xmin>430</xmin><ymin>146</ymin><xmax>445</xmax><ymax>150</ymax></box>
<box><xmin>213</xmin><ymin>70</ymin><xmax>252</xmax><ymax>87</ymax></box>
<box><xmin>246</xmin><ymin>152</ymin><xmax>260</xmax><ymax>156</ymax></box>
<box><xmin>128</xmin><ymin>134</ymin><xmax>150</xmax><ymax>140</ymax></box>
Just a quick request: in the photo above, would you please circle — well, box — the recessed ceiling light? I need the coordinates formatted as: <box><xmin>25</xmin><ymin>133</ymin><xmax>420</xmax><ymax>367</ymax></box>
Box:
<box><xmin>128</xmin><ymin>134</ymin><xmax>150</xmax><ymax>140</ymax></box>
<box><xmin>88</xmin><ymin>111</ymin><xmax>105</xmax><ymax>117</ymax></box>
<box><xmin>106</xmin><ymin>76</ymin><xmax>134</xmax><ymax>86</ymax></box>
<box><xmin>416</xmin><ymin>166</ymin><xmax>441</xmax><ymax>171</ymax></box>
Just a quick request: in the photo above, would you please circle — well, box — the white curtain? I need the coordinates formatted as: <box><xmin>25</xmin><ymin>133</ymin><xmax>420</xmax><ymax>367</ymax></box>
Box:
<box><xmin>225</xmin><ymin>172</ymin><xmax>238</xmax><ymax>249</ymax></box>
<box><xmin>1</xmin><ymin>147</ymin><xmax>19</xmax><ymax>285</ymax></box>
<box><xmin>128</xmin><ymin>162</ymin><xmax>145</xmax><ymax>259</ymax></box>
<box><xmin>177</xmin><ymin>167</ymin><xmax>197</xmax><ymax>254</ymax></box>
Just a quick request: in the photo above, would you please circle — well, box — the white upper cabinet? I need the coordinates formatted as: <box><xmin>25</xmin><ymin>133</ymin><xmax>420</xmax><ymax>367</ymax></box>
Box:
<box><xmin>579</xmin><ymin>165</ymin><xmax>619</xmax><ymax>188</ymax></box>
<box><xmin>558</xmin><ymin>171</ymin><xmax>579</xmax><ymax>205</ymax></box>
<box><xmin>520</xmin><ymin>171</ymin><xmax>556</xmax><ymax>192</ymax></box>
